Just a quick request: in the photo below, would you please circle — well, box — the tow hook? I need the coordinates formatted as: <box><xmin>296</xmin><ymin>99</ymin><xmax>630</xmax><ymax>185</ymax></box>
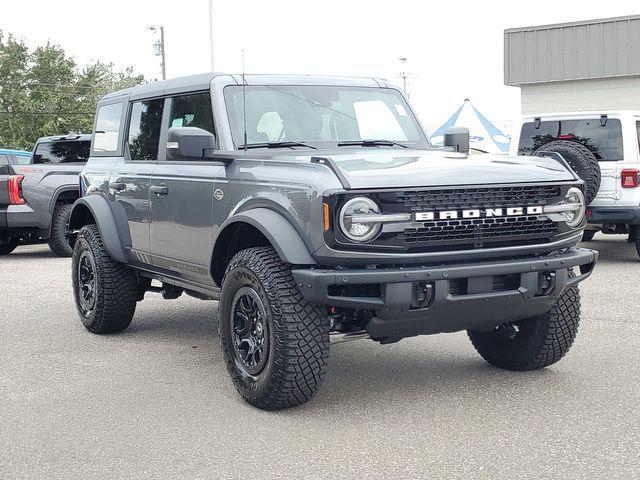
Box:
<box><xmin>539</xmin><ymin>271</ymin><xmax>557</xmax><ymax>296</ymax></box>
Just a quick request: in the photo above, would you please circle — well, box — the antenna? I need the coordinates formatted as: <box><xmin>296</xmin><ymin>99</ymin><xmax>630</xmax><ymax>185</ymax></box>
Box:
<box><xmin>242</xmin><ymin>48</ymin><xmax>247</xmax><ymax>154</ymax></box>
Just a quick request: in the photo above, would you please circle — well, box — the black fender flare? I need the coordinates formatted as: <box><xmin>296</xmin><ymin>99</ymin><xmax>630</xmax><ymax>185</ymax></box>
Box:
<box><xmin>68</xmin><ymin>196</ymin><xmax>128</xmax><ymax>263</ymax></box>
<box><xmin>214</xmin><ymin>208</ymin><xmax>316</xmax><ymax>266</ymax></box>
<box><xmin>48</xmin><ymin>185</ymin><xmax>79</xmax><ymax>213</ymax></box>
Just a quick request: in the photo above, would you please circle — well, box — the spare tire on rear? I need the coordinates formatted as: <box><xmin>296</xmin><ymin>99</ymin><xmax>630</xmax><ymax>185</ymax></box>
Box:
<box><xmin>533</xmin><ymin>140</ymin><xmax>601</xmax><ymax>205</ymax></box>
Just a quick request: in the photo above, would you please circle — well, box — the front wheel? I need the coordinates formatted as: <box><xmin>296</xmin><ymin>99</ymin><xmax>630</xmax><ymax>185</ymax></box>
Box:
<box><xmin>0</xmin><ymin>236</ymin><xmax>19</xmax><ymax>255</ymax></box>
<box><xmin>468</xmin><ymin>279</ymin><xmax>581</xmax><ymax>371</ymax></box>
<box><xmin>219</xmin><ymin>247</ymin><xmax>330</xmax><ymax>410</ymax></box>
<box><xmin>71</xmin><ymin>224</ymin><xmax>138</xmax><ymax>333</ymax></box>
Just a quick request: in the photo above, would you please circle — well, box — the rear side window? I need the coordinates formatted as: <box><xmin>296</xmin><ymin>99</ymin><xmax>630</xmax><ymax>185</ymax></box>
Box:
<box><xmin>0</xmin><ymin>154</ymin><xmax>8</xmax><ymax>165</ymax></box>
<box><xmin>518</xmin><ymin>119</ymin><xmax>624</xmax><ymax>161</ymax></box>
<box><xmin>32</xmin><ymin>141</ymin><xmax>90</xmax><ymax>164</ymax></box>
<box><xmin>637</xmin><ymin>121</ymin><xmax>640</xmax><ymax>153</ymax></box>
<box><xmin>93</xmin><ymin>103</ymin><xmax>124</xmax><ymax>153</ymax></box>
<box><xmin>127</xmin><ymin>99</ymin><xmax>165</xmax><ymax>160</ymax></box>
<box><xmin>14</xmin><ymin>155</ymin><xmax>31</xmax><ymax>164</ymax></box>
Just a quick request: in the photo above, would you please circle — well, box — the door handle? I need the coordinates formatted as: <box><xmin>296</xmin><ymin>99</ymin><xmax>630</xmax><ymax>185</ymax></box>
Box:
<box><xmin>108</xmin><ymin>181</ymin><xmax>126</xmax><ymax>191</ymax></box>
<box><xmin>150</xmin><ymin>184</ymin><xmax>169</xmax><ymax>196</ymax></box>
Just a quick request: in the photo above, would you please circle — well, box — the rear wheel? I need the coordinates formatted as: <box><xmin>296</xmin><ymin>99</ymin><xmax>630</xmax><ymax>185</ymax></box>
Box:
<box><xmin>0</xmin><ymin>236</ymin><xmax>19</xmax><ymax>255</ymax></box>
<box><xmin>581</xmin><ymin>230</ymin><xmax>596</xmax><ymax>242</ymax></box>
<box><xmin>219</xmin><ymin>247</ymin><xmax>330</xmax><ymax>410</ymax></box>
<box><xmin>633</xmin><ymin>225</ymin><xmax>640</xmax><ymax>259</ymax></box>
<box><xmin>468</xmin><ymin>277</ymin><xmax>580</xmax><ymax>371</ymax></box>
<box><xmin>71</xmin><ymin>224</ymin><xmax>138</xmax><ymax>333</ymax></box>
<box><xmin>48</xmin><ymin>203</ymin><xmax>73</xmax><ymax>257</ymax></box>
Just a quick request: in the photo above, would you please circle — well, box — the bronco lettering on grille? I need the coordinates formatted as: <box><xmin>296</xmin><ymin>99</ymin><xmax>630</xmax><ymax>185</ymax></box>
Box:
<box><xmin>414</xmin><ymin>206</ymin><xmax>544</xmax><ymax>221</ymax></box>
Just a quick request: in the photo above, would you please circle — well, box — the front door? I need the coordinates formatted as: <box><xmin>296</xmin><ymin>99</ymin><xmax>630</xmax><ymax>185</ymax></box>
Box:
<box><xmin>109</xmin><ymin>97</ymin><xmax>165</xmax><ymax>262</ymax></box>
<box><xmin>149</xmin><ymin>92</ymin><xmax>223</xmax><ymax>285</ymax></box>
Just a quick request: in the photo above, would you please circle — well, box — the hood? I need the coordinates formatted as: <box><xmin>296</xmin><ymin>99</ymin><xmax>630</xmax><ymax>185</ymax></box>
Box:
<box><xmin>319</xmin><ymin>149</ymin><xmax>576</xmax><ymax>189</ymax></box>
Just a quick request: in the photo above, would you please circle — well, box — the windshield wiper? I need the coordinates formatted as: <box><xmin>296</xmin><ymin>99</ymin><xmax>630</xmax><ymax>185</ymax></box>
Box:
<box><xmin>337</xmin><ymin>139</ymin><xmax>408</xmax><ymax>148</ymax></box>
<box><xmin>238</xmin><ymin>141</ymin><xmax>317</xmax><ymax>150</ymax></box>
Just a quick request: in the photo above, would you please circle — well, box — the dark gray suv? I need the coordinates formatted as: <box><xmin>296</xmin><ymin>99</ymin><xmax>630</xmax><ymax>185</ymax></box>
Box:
<box><xmin>68</xmin><ymin>73</ymin><xmax>598</xmax><ymax>410</ymax></box>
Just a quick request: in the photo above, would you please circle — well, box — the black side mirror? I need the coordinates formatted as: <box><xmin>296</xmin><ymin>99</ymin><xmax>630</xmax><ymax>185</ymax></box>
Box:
<box><xmin>167</xmin><ymin>127</ymin><xmax>216</xmax><ymax>161</ymax></box>
<box><xmin>444</xmin><ymin>127</ymin><xmax>470</xmax><ymax>154</ymax></box>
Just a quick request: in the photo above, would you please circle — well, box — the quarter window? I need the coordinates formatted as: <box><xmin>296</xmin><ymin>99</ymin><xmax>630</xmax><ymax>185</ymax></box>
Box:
<box><xmin>0</xmin><ymin>154</ymin><xmax>8</xmax><ymax>165</ymax></box>
<box><xmin>127</xmin><ymin>99</ymin><xmax>165</xmax><ymax>160</ymax></box>
<box><xmin>93</xmin><ymin>103</ymin><xmax>124</xmax><ymax>153</ymax></box>
<box><xmin>636</xmin><ymin>121</ymin><xmax>640</xmax><ymax>153</ymax></box>
<box><xmin>169</xmin><ymin>93</ymin><xmax>215</xmax><ymax>134</ymax></box>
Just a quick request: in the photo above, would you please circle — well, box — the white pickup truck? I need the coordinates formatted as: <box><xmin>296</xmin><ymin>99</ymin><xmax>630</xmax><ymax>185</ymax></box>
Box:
<box><xmin>511</xmin><ymin>111</ymin><xmax>640</xmax><ymax>258</ymax></box>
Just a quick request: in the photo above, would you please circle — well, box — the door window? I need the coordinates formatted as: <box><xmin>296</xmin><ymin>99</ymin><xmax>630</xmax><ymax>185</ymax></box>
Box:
<box><xmin>93</xmin><ymin>103</ymin><xmax>123</xmax><ymax>153</ymax></box>
<box><xmin>127</xmin><ymin>99</ymin><xmax>165</xmax><ymax>160</ymax></box>
<box><xmin>169</xmin><ymin>92</ymin><xmax>215</xmax><ymax>134</ymax></box>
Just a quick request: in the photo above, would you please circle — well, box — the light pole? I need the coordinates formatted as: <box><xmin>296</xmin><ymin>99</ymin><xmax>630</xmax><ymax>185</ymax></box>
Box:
<box><xmin>398</xmin><ymin>57</ymin><xmax>409</xmax><ymax>97</ymax></box>
<box><xmin>208</xmin><ymin>0</ymin><xmax>215</xmax><ymax>71</ymax></box>
<box><xmin>149</xmin><ymin>25</ymin><xmax>166</xmax><ymax>80</ymax></box>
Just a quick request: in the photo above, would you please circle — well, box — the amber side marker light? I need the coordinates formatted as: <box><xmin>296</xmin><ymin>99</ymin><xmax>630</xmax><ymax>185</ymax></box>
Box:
<box><xmin>323</xmin><ymin>203</ymin><xmax>330</xmax><ymax>231</ymax></box>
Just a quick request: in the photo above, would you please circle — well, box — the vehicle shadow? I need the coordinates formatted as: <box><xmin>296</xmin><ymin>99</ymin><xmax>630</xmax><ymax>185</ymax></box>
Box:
<box><xmin>122</xmin><ymin>302</ymin><xmax>566</xmax><ymax>414</ymax></box>
<box><xmin>2</xmin><ymin>247</ymin><xmax>58</xmax><ymax>260</ymax></box>
<box><xmin>580</xmin><ymin>237</ymin><xmax>638</xmax><ymax>263</ymax></box>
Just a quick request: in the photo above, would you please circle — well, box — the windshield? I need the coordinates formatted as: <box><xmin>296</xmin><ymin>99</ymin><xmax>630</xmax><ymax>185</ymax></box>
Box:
<box><xmin>224</xmin><ymin>85</ymin><xmax>428</xmax><ymax>149</ymax></box>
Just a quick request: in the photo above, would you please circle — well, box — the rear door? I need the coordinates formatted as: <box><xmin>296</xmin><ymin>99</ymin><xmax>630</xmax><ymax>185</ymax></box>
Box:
<box><xmin>149</xmin><ymin>91</ymin><xmax>222</xmax><ymax>285</ymax></box>
<box><xmin>109</xmin><ymin>98</ymin><xmax>165</xmax><ymax>258</ymax></box>
<box><xmin>517</xmin><ymin>117</ymin><xmax>623</xmax><ymax>205</ymax></box>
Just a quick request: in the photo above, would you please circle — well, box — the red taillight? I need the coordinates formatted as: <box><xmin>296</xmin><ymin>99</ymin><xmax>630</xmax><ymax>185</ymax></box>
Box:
<box><xmin>621</xmin><ymin>169</ymin><xmax>639</xmax><ymax>188</ymax></box>
<box><xmin>558</xmin><ymin>134</ymin><xmax>575</xmax><ymax>140</ymax></box>
<box><xmin>7</xmin><ymin>175</ymin><xmax>26</xmax><ymax>205</ymax></box>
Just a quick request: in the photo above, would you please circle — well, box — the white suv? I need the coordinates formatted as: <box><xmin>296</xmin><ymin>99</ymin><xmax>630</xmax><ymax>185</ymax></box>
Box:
<box><xmin>511</xmin><ymin>111</ymin><xmax>640</xmax><ymax>257</ymax></box>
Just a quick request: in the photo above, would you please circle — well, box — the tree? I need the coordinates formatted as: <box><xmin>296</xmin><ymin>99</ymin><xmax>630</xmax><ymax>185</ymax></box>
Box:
<box><xmin>0</xmin><ymin>31</ymin><xmax>144</xmax><ymax>150</ymax></box>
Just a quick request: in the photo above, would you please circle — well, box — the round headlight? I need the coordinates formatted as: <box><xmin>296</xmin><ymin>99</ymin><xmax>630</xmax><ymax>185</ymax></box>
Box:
<box><xmin>563</xmin><ymin>187</ymin><xmax>586</xmax><ymax>228</ymax></box>
<box><xmin>339</xmin><ymin>197</ymin><xmax>381</xmax><ymax>242</ymax></box>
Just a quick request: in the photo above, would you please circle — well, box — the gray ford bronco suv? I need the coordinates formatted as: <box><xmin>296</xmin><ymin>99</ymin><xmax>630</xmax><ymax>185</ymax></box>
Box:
<box><xmin>68</xmin><ymin>73</ymin><xmax>598</xmax><ymax>410</ymax></box>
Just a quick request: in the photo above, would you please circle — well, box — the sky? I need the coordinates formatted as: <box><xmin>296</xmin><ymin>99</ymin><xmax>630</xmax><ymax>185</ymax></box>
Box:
<box><xmin>1</xmin><ymin>0</ymin><xmax>639</xmax><ymax>135</ymax></box>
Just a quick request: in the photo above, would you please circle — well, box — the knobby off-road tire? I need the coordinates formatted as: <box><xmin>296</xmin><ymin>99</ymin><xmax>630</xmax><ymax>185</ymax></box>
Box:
<box><xmin>581</xmin><ymin>230</ymin><xmax>596</xmax><ymax>242</ymax></box>
<box><xmin>468</xmin><ymin>276</ymin><xmax>581</xmax><ymax>371</ymax></box>
<box><xmin>633</xmin><ymin>225</ymin><xmax>640</xmax><ymax>259</ymax></box>
<box><xmin>0</xmin><ymin>236</ymin><xmax>19</xmax><ymax>255</ymax></box>
<box><xmin>71</xmin><ymin>224</ymin><xmax>138</xmax><ymax>334</ymax></box>
<box><xmin>48</xmin><ymin>203</ymin><xmax>74</xmax><ymax>257</ymax></box>
<box><xmin>534</xmin><ymin>140</ymin><xmax>601</xmax><ymax>205</ymax></box>
<box><xmin>219</xmin><ymin>247</ymin><xmax>330</xmax><ymax>410</ymax></box>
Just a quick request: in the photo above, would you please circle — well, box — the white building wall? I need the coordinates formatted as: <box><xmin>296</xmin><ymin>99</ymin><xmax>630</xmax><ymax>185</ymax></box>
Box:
<box><xmin>521</xmin><ymin>75</ymin><xmax>640</xmax><ymax>114</ymax></box>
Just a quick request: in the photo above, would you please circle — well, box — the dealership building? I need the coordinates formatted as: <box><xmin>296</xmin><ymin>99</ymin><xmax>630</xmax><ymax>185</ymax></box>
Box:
<box><xmin>504</xmin><ymin>14</ymin><xmax>640</xmax><ymax>114</ymax></box>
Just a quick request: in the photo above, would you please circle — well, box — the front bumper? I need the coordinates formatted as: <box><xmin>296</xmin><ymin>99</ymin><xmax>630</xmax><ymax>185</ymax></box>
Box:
<box><xmin>587</xmin><ymin>206</ymin><xmax>640</xmax><ymax>225</ymax></box>
<box><xmin>292</xmin><ymin>247</ymin><xmax>598</xmax><ymax>342</ymax></box>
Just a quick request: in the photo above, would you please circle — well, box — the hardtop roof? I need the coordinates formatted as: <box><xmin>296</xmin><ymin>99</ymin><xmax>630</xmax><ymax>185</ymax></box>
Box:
<box><xmin>100</xmin><ymin>73</ymin><xmax>391</xmax><ymax>103</ymax></box>
<box><xmin>0</xmin><ymin>148</ymin><xmax>31</xmax><ymax>155</ymax></box>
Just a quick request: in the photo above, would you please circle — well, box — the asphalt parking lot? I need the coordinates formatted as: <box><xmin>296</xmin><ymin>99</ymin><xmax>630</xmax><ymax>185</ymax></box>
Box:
<box><xmin>1</xmin><ymin>235</ymin><xmax>639</xmax><ymax>480</ymax></box>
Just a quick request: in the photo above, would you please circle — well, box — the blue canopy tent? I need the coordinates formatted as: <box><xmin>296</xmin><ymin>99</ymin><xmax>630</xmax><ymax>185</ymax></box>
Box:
<box><xmin>429</xmin><ymin>99</ymin><xmax>510</xmax><ymax>153</ymax></box>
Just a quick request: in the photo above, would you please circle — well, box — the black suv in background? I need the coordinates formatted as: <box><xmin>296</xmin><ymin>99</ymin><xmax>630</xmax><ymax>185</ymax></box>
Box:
<box><xmin>68</xmin><ymin>74</ymin><xmax>597</xmax><ymax>410</ymax></box>
<box><xmin>0</xmin><ymin>134</ymin><xmax>90</xmax><ymax>256</ymax></box>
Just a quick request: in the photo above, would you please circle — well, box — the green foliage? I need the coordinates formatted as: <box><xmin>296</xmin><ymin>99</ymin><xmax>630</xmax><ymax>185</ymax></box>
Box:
<box><xmin>0</xmin><ymin>31</ymin><xmax>144</xmax><ymax>150</ymax></box>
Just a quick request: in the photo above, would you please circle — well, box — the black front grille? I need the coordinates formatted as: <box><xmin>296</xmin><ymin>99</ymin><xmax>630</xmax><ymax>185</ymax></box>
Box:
<box><xmin>383</xmin><ymin>185</ymin><xmax>562</xmax><ymax>213</ymax></box>
<box><xmin>398</xmin><ymin>215</ymin><xmax>558</xmax><ymax>246</ymax></box>
<box><xmin>368</xmin><ymin>184</ymin><xmax>566</xmax><ymax>251</ymax></box>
